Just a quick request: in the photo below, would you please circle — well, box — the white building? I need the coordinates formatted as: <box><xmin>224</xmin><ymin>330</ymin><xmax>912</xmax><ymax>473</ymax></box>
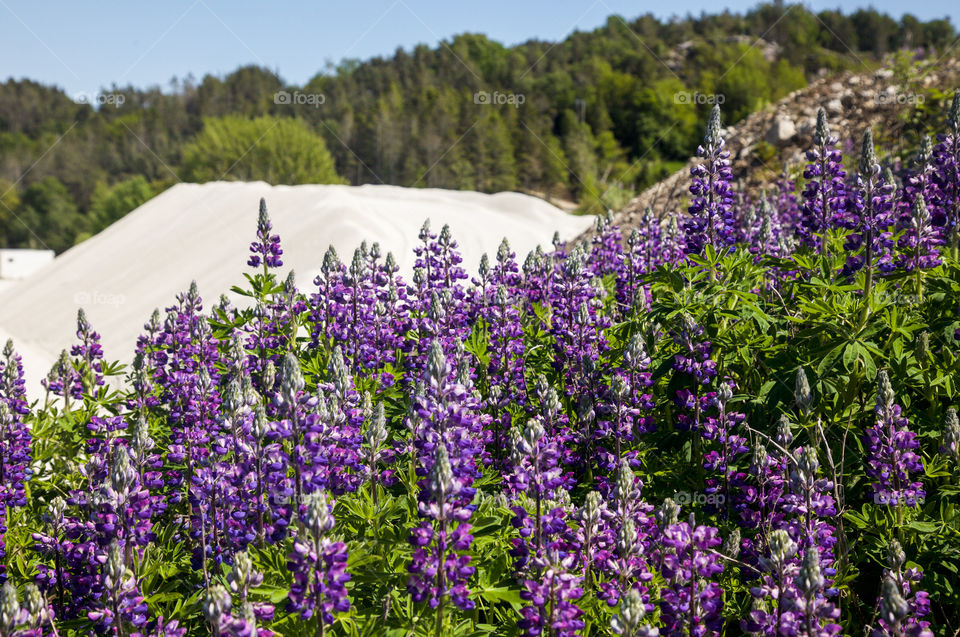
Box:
<box><xmin>0</xmin><ymin>249</ymin><xmax>55</xmax><ymax>280</ymax></box>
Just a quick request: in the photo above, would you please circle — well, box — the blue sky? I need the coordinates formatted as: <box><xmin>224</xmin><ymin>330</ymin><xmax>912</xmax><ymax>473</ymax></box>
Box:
<box><xmin>1</xmin><ymin>0</ymin><xmax>957</xmax><ymax>97</ymax></box>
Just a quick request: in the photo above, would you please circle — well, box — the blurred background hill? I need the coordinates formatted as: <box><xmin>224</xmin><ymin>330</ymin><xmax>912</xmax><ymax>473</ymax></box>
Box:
<box><xmin>1</xmin><ymin>2</ymin><xmax>957</xmax><ymax>252</ymax></box>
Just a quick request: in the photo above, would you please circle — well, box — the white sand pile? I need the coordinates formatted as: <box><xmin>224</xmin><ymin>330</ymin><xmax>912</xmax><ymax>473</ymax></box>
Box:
<box><xmin>0</xmin><ymin>182</ymin><xmax>593</xmax><ymax>395</ymax></box>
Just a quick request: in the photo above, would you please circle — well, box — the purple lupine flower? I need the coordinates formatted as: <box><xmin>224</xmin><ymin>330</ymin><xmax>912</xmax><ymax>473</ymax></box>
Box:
<box><xmin>610</xmin><ymin>587</ymin><xmax>658</xmax><ymax>636</ymax></box>
<box><xmin>864</xmin><ymin>371</ymin><xmax>925</xmax><ymax>507</ymax></box>
<box><xmin>286</xmin><ymin>492</ymin><xmax>351</xmax><ymax>626</ymax></box>
<box><xmin>205</xmin><ymin>584</ymin><xmax>273</xmax><ymax>637</ymax></box>
<box><xmin>790</xmin><ymin>547</ymin><xmax>842</xmax><ymax>636</ymax></box>
<box><xmin>735</xmin><ymin>441</ymin><xmax>790</xmax><ymax>574</ymax></box>
<box><xmin>842</xmin><ymin>130</ymin><xmax>897</xmax><ymax>278</ymax></box>
<box><xmin>942</xmin><ymin>407</ymin><xmax>960</xmax><ymax>461</ymax></box>
<box><xmin>901</xmin><ymin>136</ymin><xmax>942</xmax><ymax>226</ymax></box>
<box><xmin>56</xmin><ymin>309</ymin><xmax>105</xmax><ymax>398</ymax></box>
<box><xmin>597</xmin><ymin>333</ymin><xmax>655</xmax><ymax>467</ymax></box>
<box><xmin>685</xmin><ymin>105</ymin><xmax>736</xmax><ymax>252</ymax></box>
<box><xmin>783</xmin><ymin>447</ymin><xmax>838</xmax><ymax>590</ymax></box>
<box><xmin>507</xmin><ymin>420</ymin><xmax>579</xmax><ymax>602</ymax></box>
<box><xmin>41</xmin><ymin>349</ymin><xmax>74</xmax><ymax>406</ymax></box>
<box><xmin>742</xmin><ymin>528</ymin><xmax>799</xmax><ymax>635</ymax></box>
<box><xmin>671</xmin><ymin>315</ymin><xmax>717</xmax><ymax>437</ymax></box>
<box><xmin>576</xmin><ymin>490</ymin><xmax>610</xmax><ymax>589</ymax></box>
<box><xmin>700</xmin><ymin>381</ymin><xmax>749</xmax><ymax>513</ymax></box>
<box><xmin>507</xmin><ymin>418</ymin><xmax>567</xmax><ymax>508</ymax></box>
<box><xmin>898</xmin><ymin>194</ymin><xmax>942</xmax><ymax>279</ymax></box>
<box><xmin>775</xmin><ymin>167</ymin><xmax>801</xmax><ymax>232</ymax></box>
<box><xmin>518</xmin><ymin>546</ymin><xmax>585</xmax><ymax>637</ymax></box>
<box><xmin>86</xmin><ymin>541</ymin><xmax>150</xmax><ymax>634</ymax></box>
<box><xmin>0</xmin><ymin>342</ymin><xmax>32</xmax><ymax>562</ymax></box>
<box><xmin>288</xmin><ymin>348</ymin><xmax>364</xmax><ymax>501</ymax></box>
<box><xmin>744</xmin><ymin>197</ymin><xmax>789</xmax><ymax>257</ymax></box>
<box><xmin>0</xmin><ymin>581</ymin><xmax>58</xmax><ymax>636</ymax></box>
<box><xmin>671</xmin><ymin>315</ymin><xmax>717</xmax><ymax>389</ymax></box>
<box><xmin>590</xmin><ymin>211</ymin><xmax>626</xmax><ymax>281</ymax></box>
<box><xmin>408</xmin><ymin>445</ymin><xmax>476</xmax><ymax>611</ymax></box>
<box><xmin>205</xmin><ymin>583</ymin><xmax>272</xmax><ymax>637</ymax></box>
<box><xmin>250</xmin><ymin>270</ymin><xmax>306</xmax><ymax>373</ymax></box>
<box><xmin>226</xmin><ymin>551</ymin><xmax>274</xmax><ymax>625</ymax></box>
<box><xmin>620</xmin><ymin>207</ymin><xmax>659</xmax><ymax>311</ymax></box>
<box><xmin>31</xmin><ymin>497</ymin><xmax>72</xmax><ymax>619</ymax></box>
<box><xmin>483</xmin><ymin>283</ymin><xmax>527</xmax><ymax>456</ymax></box>
<box><xmin>931</xmin><ymin>90</ymin><xmax>960</xmax><ymax>255</ymax></box>
<box><xmin>595</xmin><ymin>462</ymin><xmax>655</xmax><ymax>607</ymax></box>
<box><xmin>315</xmin><ymin>246</ymin><xmax>385</xmax><ymax>375</ymax></box>
<box><xmin>399</xmin><ymin>222</ymin><xmax>472</xmax><ymax>388</ymax></box>
<box><xmin>543</xmin><ymin>245</ymin><xmax>609</xmax><ymax>401</ymax></box>
<box><xmin>661</xmin><ymin>214</ymin><xmax>687</xmax><ymax>266</ymax></box>
<box><xmin>871</xmin><ymin>540</ymin><xmax>932</xmax><ymax>637</ymax></box>
<box><xmin>247</xmin><ymin>198</ymin><xmax>283</xmax><ymax>270</ymax></box>
<box><xmin>407</xmin><ymin>340</ymin><xmax>488</xmax><ymax>480</ymax></box>
<box><xmin>798</xmin><ymin>108</ymin><xmax>847</xmax><ymax>253</ymax></box>
<box><xmin>656</xmin><ymin>516</ymin><xmax>725</xmax><ymax>635</ymax></box>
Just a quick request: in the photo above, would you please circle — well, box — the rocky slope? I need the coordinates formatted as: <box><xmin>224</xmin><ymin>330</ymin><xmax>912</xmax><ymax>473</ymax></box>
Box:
<box><xmin>599</xmin><ymin>57</ymin><xmax>960</xmax><ymax>234</ymax></box>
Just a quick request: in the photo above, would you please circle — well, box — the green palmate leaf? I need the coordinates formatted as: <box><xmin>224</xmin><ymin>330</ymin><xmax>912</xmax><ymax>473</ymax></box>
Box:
<box><xmin>907</xmin><ymin>521</ymin><xmax>939</xmax><ymax>533</ymax></box>
<box><xmin>465</xmin><ymin>318</ymin><xmax>491</xmax><ymax>367</ymax></box>
<box><xmin>477</xmin><ymin>587</ymin><xmax>524</xmax><ymax>606</ymax></box>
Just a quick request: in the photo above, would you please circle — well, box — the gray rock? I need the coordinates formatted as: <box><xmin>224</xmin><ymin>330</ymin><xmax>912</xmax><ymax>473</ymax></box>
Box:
<box><xmin>797</xmin><ymin>117</ymin><xmax>817</xmax><ymax>138</ymax></box>
<box><xmin>825</xmin><ymin>98</ymin><xmax>844</xmax><ymax>115</ymax></box>
<box><xmin>765</xmin><ymin>118</ymin><xmax>796</xmax><ymax>146</ymax></box>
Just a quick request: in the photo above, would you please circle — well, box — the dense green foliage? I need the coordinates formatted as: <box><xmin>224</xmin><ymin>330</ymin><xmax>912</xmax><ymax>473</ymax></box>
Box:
<box><xmin>1</xmin><ymin>3</ymin><xmax>956</xmax><ymax>251</ymax></box>
<box><xmin>180</xmin><ymin>116</ymin><xmax>343</xmax><ymax>186</ymax></box>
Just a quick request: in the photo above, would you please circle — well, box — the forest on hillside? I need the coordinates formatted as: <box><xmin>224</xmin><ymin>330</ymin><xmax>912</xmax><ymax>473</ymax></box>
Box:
<box><xmin>0</xmin><ymin>3</ymin><xmax>956</xmax><ymax>252</ymax></box>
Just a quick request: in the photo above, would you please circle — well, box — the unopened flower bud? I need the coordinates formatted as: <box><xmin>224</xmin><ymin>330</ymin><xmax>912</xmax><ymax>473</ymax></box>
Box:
<box><xmin>364</xmin><ymin>402</ymin><xmax>388</xmax><ymax>450</ymax></box>
<box><xmin>203</xmin><ymin>583</ymin><xmax>232</xmax><ymax>626</ymax></box>
<box><xmin>943</xmin><ymin>408</ymin><xmax>960</xmax><ymax>461</ymax></box>
<box><xmin>610</xmin><ymin>587</ymin><xmax>646</xmax><ymax>635</ymax></box>
<box><xmin>767</xmin><ymin>529</ymin><xmax>797</xmax><ymax>566</ymax></box>
<box><xmin>658</xmin><ymin>498</ymin><xmax>681</xmax><ymax>527</ymax></box>
<box><xmin>722</xmin><ymin>528</ymin><xmax>741</xmax><ymax>560</ymax></box>
<box><xmin>796</xmin><ymin>547</ymin><xmax>824</xmax><ymax>596</ymax></box>
<box><xmin>813</xmin><ymin>108</ymin><xmax>830</xmax><ymax>147</ymax></box>
<box><xmin>426</xmin><ymin>341</ymin><xmax>448</xmax><ymax>387</ymax></box>
<box><xmin>262</xmin><ymin>361</ymin><xmax>276</xmax><ymax>393</ymax></box>
<box><xmin>110</xmin><ymin>448</ymin><xmax>137</xmax><ymax>494</ymax></box>
<box><xmin>497</xmin><ymin>238</ymin><xmax>511</xmax><ymax>263</ymax></box>
<box><xmin>227</xmin><ymin>551</ymin><xmax>263</xmax><ymax>596</ymax></box>
<box><xmin>876</xmin><ymin>370</ymin><xmax>895</xmax><ymax>415</ymax></box>
<box><xmin>302</xmin><ymin>492</ymin><xmax>335</xmax><ymax>537</ymax></box>
<box><xmin>704</xmin><ymin>105</ymin><xmax>722</xmax><ymax>147</ymax></box>
<box><xmin>429</xmin><ymin>445</ymin><xmax>456</xmax><ymax>500</ymax></box>
<box><xmin>252</xmin><ymin>406</ymin><xmax>269</xmax><ymax>441</ymax></box>
<box><xmin>887</xmin><ymin>539</ymin><xmax>906</xmax><ymax>571</ymax></box>
<box><xmin>280</xmin><ymin>353</ymin><xmax>304</xmax><ymax>406</ymax></box>
<box><xmin>104</xmin><ymin>542</ymin><xmax>126</xmax><ymax>592</ymax></box>
<box><xmin>617</xmin><ymin>518</ymin><xmax>637</xmax><ymax>558</ymax></box>
<box><xmin>0</xmin><ymin>582</ymin><xmax>20</xmax><ymax>634</ymax></box>
<box><xmin>23</xmin><ymin>583</ymin><xmax>48</xmax><ymax>626</ymax></box>
<box><xmin>879</xmin><ymin>574</ymin><xmax>909</xmax><ymax>625</ymax></box>
<box><xmin>795</xmin><ymin>367</ymin><xmax>813</xmax><ymax>414</ymax></box>
<box><xmin>438</xmin><ymin>224</ymin><xmax>453</xmax><ymax>247</ymax></box>
<box><xmin>775</xmin><ymin>415</ymin><xmax>793</xmax><ymax>449</ymax></box>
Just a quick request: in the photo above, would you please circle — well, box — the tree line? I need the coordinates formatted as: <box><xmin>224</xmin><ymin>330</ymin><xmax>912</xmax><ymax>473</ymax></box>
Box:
<box><xmin>0</xmin><ymin>3</ymin><xmax>955</xmax><ymax>252</ymax></box>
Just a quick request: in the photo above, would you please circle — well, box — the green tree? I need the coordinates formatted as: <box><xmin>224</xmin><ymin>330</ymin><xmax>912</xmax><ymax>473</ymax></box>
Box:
<box><xmin>181</xmin><ymin>116</ymin><xmax>344</xmax><ymax>185</ymax></box>
<box><xmin>87</xmin><ymin>176</ymin><xmax>158</xmax><ymax>235</ymax></box>
<box><xmin>15</xmin><ymin>176</ymin><xmax>82</xmax><ymax>251</ymax></box>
